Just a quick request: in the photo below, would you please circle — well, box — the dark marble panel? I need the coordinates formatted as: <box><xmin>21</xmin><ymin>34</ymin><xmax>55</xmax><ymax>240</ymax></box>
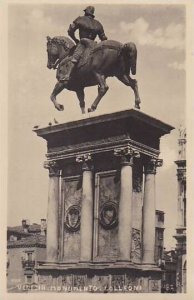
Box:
<box><xmin>63</xmin><ymin>178</ymin><xmax>82</xmax><ymax>262</ymax></box>
<box><xmin>96</xmin><ymin>172</ymin><xmax>120</xmax><ymax>260</ymax></box>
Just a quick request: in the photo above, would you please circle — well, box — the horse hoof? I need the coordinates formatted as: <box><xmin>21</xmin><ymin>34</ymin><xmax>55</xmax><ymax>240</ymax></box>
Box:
<box><xmin>135</xmin><ymin>104</ymin><xmax>140</xmax><ymax>110</ymax></box>
<box><xmin>55</xmin><ymin>104</ymin><xmax>64</xmax><ymax>111</ymax></box>
<box><xmin>59</xmin><ymin>105</ymin><xmax>64</xmax><ymax>111</ymax></box>
<box><xmin>88</xmin><ymin>107</ymin><xmax>96</xmax><ymax>113</ymax></box>
<box><xmin>81</xmin><ymin>108</ymin><xmax>85</xmax><ymax>114</ymax></box>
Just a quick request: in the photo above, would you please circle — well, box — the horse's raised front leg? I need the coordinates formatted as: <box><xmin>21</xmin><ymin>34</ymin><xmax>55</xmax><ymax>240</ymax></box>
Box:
<box><xmin>117</xmin><ymin>74</ymin><xmax>141</xmax><ymax>109</ymax></box>
<box><xmin>88</xmin><ymin>73</ymin><xmax>109</xmax><ymax>112</ymax></box>
<box><xmin>50</xmin><ymin>82</ymin><xmax>66</xmax><ymax>111</ymax></box>
<box><xmin>76</xmin><ymin>89</ymin><xmax>85</xmax><ymax>114</ymax></box>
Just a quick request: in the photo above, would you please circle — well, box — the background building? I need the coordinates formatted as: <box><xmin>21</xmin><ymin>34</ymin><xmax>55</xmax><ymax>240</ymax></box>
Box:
<box><xmin>173</xmin><ymin>127</ymin><xmax>186</xmax><ymax>293</ymax></box>
<box><xmin>155</xmin><ymin>210</ymin><xmax>165</xmax><ymax>266</ymax></box>
<box><xmin>7</xmin><ymin>219</ymin><xmax>46</xmax><ymax>292</ymax></box>
<box><xmin>162</xmin><ymin>250</ymin><xmax>177</xmax><ymax>293</ymax></box>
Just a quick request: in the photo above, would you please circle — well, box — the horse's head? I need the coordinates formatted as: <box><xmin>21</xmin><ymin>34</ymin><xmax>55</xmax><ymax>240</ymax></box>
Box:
<box><xmin>46</xmin><ymin>36</ymin><xmax>75</xmax><ymax>69</ymax></box>
<box><xmin>47</xmin><ymin>36</ymin><xmax>59</xmax><ymax>69</ymax></box>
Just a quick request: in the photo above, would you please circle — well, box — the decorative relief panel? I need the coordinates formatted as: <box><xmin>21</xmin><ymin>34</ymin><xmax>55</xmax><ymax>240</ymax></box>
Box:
<box><xmin>73</xmin><ymin>275</ymin><xmax>86</xmax><ymax>289</ymax></box>
<box><xmin>132</xmin><ymin>159</ymin><xmax>143</xmax><ymax>249</ymax></box>
<box><xmin>125</xmin><ymin>274</ymin><xmax>139</xmax><ymax>288</ymax></box>
<box><xmin>64</xmin><ymin>205</ymin><xmax>81</xmax><ymax>232</ymax></box>
<box><xmin>63</xmin><ymin>177</ymin><xmax>82</xmax><ymax>262</ymax></box>
<box><xmin>111</xmin><ymin>275</ymin><xmax>125</xmax><ymax>290</ymax></box>
<box><xmin>132</xmin><ymin>158</ymin><xmax>143</xmax><ymax>192</ymax></box>
<box><xmin>94</xmin><ymin>172</ymin><xmax>120</xmax><ymax>260</ymax></box>
<box><xmin>149</xmin><ymin>279</ymin><xmax>160</xmax><ymax>292</ymax></box>
<box><xmin>99</xmin><ymin>201</ymin><xmax>118</xmax><ymax>230</ymax></box>
<box><xmin>91</xmin><ymin>275</ymin><xmax>110</xmax><ymax>292</ymax></box>
<box><xmin>131</xmin><ymin>228</ymin><xmax>142</xmax><ymax>261</ymax></box>
<box><xmin>62</xmin><ymin>274</ymin><xmax>73</xmax><ymax>287</ymax></box>
<box><xmin>38</xmin><ymin>275</ymin><xmax>50</xmax><ymax>285</ymax></box>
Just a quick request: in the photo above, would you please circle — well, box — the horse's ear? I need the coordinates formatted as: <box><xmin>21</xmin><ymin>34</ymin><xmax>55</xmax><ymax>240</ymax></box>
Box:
<box><xmin>47</xmin><ymin>36</ymin><xmax>51</xmax><ymax>41</ymax></box>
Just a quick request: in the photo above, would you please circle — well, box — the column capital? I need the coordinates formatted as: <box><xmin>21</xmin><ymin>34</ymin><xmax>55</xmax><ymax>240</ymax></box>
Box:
<box><xmin>76</xmin><ymin>153</ymin><xmax>93</xmax><ymax>171</ymax></box>
<box><xmin>144</xmin><ymin>158</ymin><xmax>163</xmax><ymax>175</ymax></box>
<box><xmin>114</xmin><ymin>146</ymin><xmax>140</xmax><ymax>166</ymax></box>
<box><xmin>44</xmin><ymin>160</ymin><xmax>61</xmax><ymax>177</ymax></box>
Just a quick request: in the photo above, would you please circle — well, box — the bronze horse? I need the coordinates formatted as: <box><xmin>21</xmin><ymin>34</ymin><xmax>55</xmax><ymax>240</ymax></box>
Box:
<box><xmin>47</xmin><ymin>36</ymin><xmax>141</xmax><ymax>113</ymax></box>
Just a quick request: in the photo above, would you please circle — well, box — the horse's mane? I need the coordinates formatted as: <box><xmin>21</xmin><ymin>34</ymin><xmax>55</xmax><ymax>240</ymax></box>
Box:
<box><xmin>51</xmin><ymin>36</ymin><xmax>75</xmax><ymax>50</ymax></box>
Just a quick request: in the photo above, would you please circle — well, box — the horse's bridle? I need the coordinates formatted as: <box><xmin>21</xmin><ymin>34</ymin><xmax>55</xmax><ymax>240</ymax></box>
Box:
<box><xmin>47</xmin><ymin>37</ymin><xmax>71</xmax><ymax>69</ymax></box>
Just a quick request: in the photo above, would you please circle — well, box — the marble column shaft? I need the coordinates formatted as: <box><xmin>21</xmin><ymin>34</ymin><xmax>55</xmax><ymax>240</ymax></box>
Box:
<box><xmin>114</xmin><ymin>146</ymin><xmax>140</xmax><ymax>261</ymax></box>
<box><xmin>44</xmin><ymin>161</ymin><xmax>60</xmax><ymax>262</ymax></box>
<box><xmin>76</xmin><ymin>154</ymin><xmax>93</xmax><ymax>262</ymax></box>
<box><xmin>142</xmin><ymin>158</ymin><xmax>162</xmax><ymax>264</ymax></box>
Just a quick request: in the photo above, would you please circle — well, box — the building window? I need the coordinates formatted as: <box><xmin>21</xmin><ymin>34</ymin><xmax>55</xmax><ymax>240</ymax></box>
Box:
<box><xmin>158</xmin><ymin>213</ymin><xmax>164</xmax><ymax>223</ymax></box>
<box><xmin>25</xmin><ymin>251</ymin><xmax>34</xmax><ymax>261</ymax></box>
<box><xmin>158</xmin><ymin>246</ymin><xmax>163</xmax><ymax>259</ymax></box>
<box><xmin>27</xmin><ymin>252</ymin><xmax>33</xmax><ymax>261</ymax></box>
<box><xmin>10</xmin><ymin>235</ymin><xmax>17</xmax><ymax>241</ymax></box>
<box><xmin>26</xmin><ymin>275</ymin><xmax>32</xmax><ymax>284</ymax></box>
<box><xmin>158</xmin><ymin>230</ymin><xmax>164</xmax><ymax>240</ymax></box>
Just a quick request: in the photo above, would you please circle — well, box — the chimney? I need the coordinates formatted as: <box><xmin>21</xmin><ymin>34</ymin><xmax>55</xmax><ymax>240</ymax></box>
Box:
<box><xmin>22</xmin><ymin>219</ymin><xmax>30</xmax><ymax>233</ymax></box>
<box><xmin>40</xmin><ymin>219</ymin><xmax>47</xmax><ymax>235</ymax></box>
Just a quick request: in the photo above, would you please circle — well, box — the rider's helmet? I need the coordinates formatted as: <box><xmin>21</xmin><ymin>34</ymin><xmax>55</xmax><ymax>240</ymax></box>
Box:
<box><xmin>84</xmin><ymin>6</ymin><xmax>95</xmax><ymax>17</ymax></box>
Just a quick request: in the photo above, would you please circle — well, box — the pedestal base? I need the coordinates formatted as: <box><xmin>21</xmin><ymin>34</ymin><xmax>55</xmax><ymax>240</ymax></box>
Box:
<box><xmin>35</xmin><ymin>261</ymin><xmax>162</xmax><ymax>293</ymax></box>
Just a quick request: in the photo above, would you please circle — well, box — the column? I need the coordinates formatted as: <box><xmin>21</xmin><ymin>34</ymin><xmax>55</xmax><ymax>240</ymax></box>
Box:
<box><xmin>177</xmin><ymin>169</ymin><xmax>185</xmax><ymax>227</ymax></box>
<box><xmin>114</xmin><ymin>146</ymin><xmax>140</xmax><ymax>262</ymax></box>
<box><xmin>44</xmin><ymin>160</ymin><xmax>60</xmax><ymax>262</ymax></box>
<box><xmin>76</xmin><ymin>153</ymin><xmax>93</xmax><ymax>262</ymax></box>
<box><xmin>142</xmin><ymin>158</ymin><xmax>162</xmax><ymax>265</ymax></box>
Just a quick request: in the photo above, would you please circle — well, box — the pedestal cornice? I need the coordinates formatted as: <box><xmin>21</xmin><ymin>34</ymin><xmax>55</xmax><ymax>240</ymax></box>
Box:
<box><xmin>46</xmin><ymin>136</ymin><xmax>159</xmax><ymax>161</ymax></box>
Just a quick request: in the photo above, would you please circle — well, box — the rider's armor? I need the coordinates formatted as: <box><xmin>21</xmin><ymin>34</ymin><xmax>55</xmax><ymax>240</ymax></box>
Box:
<box><xmin>68</xmin><ymin>15</ymin><xmax>107</xmax><ymax>42</ymax></box>
<box><xmin>63</xmin><ymin>6</ymin><xmax>107</xmax><ymax>81</ymax></box>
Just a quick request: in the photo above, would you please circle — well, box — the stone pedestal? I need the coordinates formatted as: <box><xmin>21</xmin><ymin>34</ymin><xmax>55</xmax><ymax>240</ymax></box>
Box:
<box><xmin>34</xmin><ymin>109</ymin><xmax>174</xmax><ymax>293</ymax></box>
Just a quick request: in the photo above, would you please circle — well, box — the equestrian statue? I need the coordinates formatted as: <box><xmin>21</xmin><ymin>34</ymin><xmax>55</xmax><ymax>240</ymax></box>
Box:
<box><xmin>47</xmin><ymin>6</ymin><xmax>141</xmax><ymax>114</ymax></box>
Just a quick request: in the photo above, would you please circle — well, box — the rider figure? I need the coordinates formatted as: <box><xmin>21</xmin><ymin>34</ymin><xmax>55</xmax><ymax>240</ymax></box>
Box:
<box><xmin>64</xmin><ymin>6</ymin><xmax>108</xmax><ymax>81</ymax></box>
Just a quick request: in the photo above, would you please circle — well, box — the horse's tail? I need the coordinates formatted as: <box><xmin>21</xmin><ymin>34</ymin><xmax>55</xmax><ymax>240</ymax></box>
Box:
<box><xmin>121</xmin><ymin>42</ymin><xmax>137</xmax><ymax>75</ymax></box>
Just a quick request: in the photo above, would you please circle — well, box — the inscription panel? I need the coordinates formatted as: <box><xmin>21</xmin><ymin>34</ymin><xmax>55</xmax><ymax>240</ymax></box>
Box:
<box><xmin>63</xmin><ymin>177</ymin><xmax>82</xmax><ymax>262</ymax></box>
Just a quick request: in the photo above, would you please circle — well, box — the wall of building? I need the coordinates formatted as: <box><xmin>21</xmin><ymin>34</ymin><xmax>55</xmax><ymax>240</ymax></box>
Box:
<box><xmin>7</xmin><ymin>247</ymin><xmax>28</xmax><ymax>288</ymax></box>
<box><xmin>36</xmin><ymin>247</ymin><xmax>46</xmax><ymax>262</ymax></box>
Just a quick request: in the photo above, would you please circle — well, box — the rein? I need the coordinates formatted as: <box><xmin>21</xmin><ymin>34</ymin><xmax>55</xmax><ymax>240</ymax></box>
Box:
<box><xmin>53</xmin><ymin>53</ymin><xmax>70</xmax><ymax>69</ymax></box>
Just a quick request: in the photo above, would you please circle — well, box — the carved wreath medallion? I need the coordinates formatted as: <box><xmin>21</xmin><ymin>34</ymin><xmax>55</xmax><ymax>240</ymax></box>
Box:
<box><xmin>64</xmin><ymin>205</ymin><xmax>81</xmax><ymax>232</ymax></box>
<box><xmin>99</xmin><ymin>201</ymin><xmax>118</xmax><ymax>230</ymax></box>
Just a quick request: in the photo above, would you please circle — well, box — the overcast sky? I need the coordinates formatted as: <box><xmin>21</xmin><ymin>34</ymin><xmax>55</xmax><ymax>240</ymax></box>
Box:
<box><xmin>8</xmin><ymin>3</ymin><xmax>186</xmax><ymax>249</ymax></box>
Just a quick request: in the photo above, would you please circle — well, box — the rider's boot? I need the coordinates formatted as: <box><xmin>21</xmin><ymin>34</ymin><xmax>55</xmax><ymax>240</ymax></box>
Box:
<box><xmin>61</xmin><ymin>58</ymin><xmax>77</xmax><ymax>82</ymax></box>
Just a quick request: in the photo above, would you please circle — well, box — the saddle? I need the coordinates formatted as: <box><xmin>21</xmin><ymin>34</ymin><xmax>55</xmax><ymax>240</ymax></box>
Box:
<box><xmin>77</xmin><ymin>39</ymin><xmax>97</xmax><ymax>68</ymax></box>
<box><xmin>76</xmin><ymin>39</ymin><xmax>123</xmax><ymax>69</ymax></box>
